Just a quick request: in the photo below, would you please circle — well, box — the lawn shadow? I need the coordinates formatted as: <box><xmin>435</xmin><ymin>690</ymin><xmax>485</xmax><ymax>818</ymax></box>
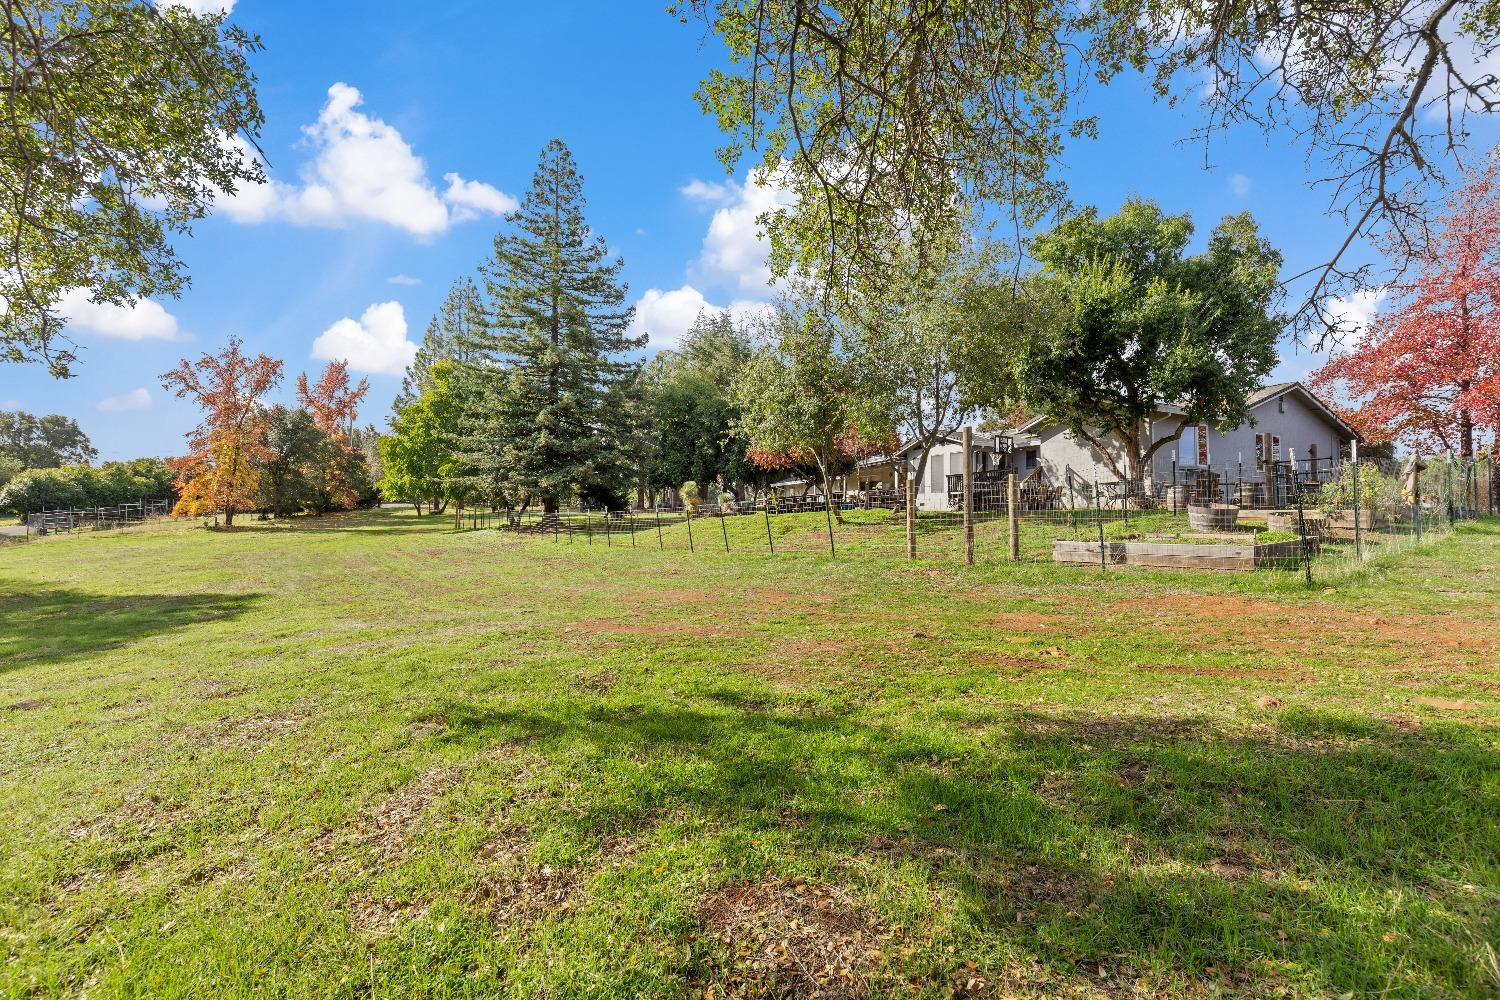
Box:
<box><xmin>436</xmin><ymin>697</ymin><xmax>1499</xmax><ymax>996</ymax></box>
<box><xmin>0</xmin><ymin>586</ymin><xmax>262</xmax><ymax>671</ymax></box>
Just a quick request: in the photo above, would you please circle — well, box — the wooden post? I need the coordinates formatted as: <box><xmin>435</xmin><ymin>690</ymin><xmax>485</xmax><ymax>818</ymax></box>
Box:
<box><xmin>962</xmin><ymin>427</ymin><xmax>974</xmax><ymax>565</ymax></box>
<box><xmin>905</xmin><ymin>470</ymin><xmax>917</xmax><ymax>560</ymax></box>
<box><xmin>1007</xmin><ymin>473</ymin><xmax>1020</xmax><ymax>562</ymax></box>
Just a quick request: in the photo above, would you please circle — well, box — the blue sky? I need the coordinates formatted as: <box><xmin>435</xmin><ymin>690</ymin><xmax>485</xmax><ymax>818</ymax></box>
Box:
<box><xmin>0</xmin><ymin>1</ymin><xmax>1432</xmax><ymax>460</ymax></box>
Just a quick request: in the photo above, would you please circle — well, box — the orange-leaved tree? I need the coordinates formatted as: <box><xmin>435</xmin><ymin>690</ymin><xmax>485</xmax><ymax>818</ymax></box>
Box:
<box><xmin>160</xmin><ymin>337</ymin><xmax>283</xmax><ymax>525</ymax></box>
<box><xmin>297</xmin><ymin>360</ymin><xmax>370</xmax><ymax>512</ymax></box>
<box><xmin>1312</xmin><ymin>155</ymin><xmax>1500</xmax><ymax>457</ymax></box>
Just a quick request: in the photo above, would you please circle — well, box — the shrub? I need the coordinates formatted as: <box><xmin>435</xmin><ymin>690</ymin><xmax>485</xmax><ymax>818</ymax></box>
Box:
<box><xmin>0</xmin><ymin>459</ymin><xmax>176</xmax><ymax>517</ymax></box>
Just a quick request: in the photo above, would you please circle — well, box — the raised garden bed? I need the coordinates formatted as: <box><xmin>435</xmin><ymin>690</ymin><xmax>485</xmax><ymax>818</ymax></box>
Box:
<box><xmin>1051</xmin><ymin>539</ymin><xmax>1126</xmax><ymax>565</ymax></box>
<box><xmin>1124</xmin><ymin>536</ymin><xmax>1305</xmax><ymax>571</ymax></box>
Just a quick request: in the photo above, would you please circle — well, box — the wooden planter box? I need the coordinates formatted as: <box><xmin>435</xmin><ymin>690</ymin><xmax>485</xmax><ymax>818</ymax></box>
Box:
<box><xmin>1322</xmin><ymin>509</ymin><xmax>1385</xmax><ymax>539</ymax></box>
<box><xmin>1187</xmin><ymin>503</ymin><xmax>1240</xmax><ymax>532</ymax></box>
<box><xmin>1124</xmin><ymin>538</ymin><xmax>1306</xmax><ymax>571</ymax></box>
<box><xmin>1052</xmin><ymin>539</ymin><xmax>1126</xmax><ymax>565</ymax></box>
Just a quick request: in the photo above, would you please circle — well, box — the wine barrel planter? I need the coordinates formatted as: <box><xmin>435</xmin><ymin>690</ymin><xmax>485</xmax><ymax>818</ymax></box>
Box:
<box><xmin>1052</xmin><ymin>539</ymin><xmax>1126</xmax><ymax>565</ymax></box>
<box><xmin>1187</xmin><ymin>503</ymin><xmax>1240</xmax><ymax>532</ymax></box>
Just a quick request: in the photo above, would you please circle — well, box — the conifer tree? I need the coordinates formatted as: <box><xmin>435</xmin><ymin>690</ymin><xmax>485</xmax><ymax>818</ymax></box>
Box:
<box><xmin>462</xmin><ymin>139</ymin><xmax>643</xmax><ymax>513</ymax></box>
<box><xmin>396</xmin><ymin>277</ymin><xmax>484</xmax><ymax>411</ymax></box>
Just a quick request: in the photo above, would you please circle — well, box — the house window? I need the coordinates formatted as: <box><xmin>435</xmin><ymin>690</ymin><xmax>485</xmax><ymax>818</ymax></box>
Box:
<box><xmin>1178</xmin><ymin>426</ymin><xmax>1198</xmax><ymax>467</ymax></box>
<box><xmin>928</xmin><ymin>453</ymin><xmax>944</xmax><ymax>492</ymax></box>
<box><xmin>1255</xmin><ymin>433</ymin><xmax>1265</xmax><ymax>470</ymax></box>
<box><xmin>1272</xmin><ymin>435</ymin><xmax>1282</xmax><ymax>461</ymax></box>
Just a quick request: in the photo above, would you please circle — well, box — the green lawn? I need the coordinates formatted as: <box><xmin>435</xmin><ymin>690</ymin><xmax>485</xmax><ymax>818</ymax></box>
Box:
<box><xmin>2</xmin><ymin>510</ymin><xmax>1497</xmax><ymax>998</ymax></box>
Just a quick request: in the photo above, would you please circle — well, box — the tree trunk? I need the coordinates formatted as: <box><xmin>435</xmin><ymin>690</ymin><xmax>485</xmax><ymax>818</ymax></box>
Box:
<box><xmin>223</xmin><ymin>507</ymin><xmax>234</xmax><ymax>527</ymax></box>
<box><xmin>413</xmin><ymin>499</ymin><xmax>424</xmax><ymax>516</ymax></box>
<box><xmin>543</xmin><ymin>496</ymin><xmax>559</xmax><ymax>515</ymax></box>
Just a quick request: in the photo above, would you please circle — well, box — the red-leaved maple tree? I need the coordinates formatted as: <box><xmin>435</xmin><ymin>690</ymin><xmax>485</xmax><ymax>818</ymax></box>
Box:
<box><xmin>160</xmin><ymin>337</ymin><xmax>283</xmax><ymax>525</ymax></box>
<box><xmin>297</xmin><ymin>360</ymin><xmax>370</xmax><ymax>512</ymax></box>
<box><xmin>1312</xmin><ymin>154</ymin><xmax>1500</xmax><ymax>457</ymax></box>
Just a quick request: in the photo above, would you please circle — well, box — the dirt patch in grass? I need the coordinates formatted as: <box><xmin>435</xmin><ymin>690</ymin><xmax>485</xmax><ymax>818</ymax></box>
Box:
<box><xmin>318</xmin><ymin>766</ymin><xmax>458</xmax><ymax>865</ymax></box>
<box><xmin>973</xmin><ymin>653</ymin><xmax>1066</xmax><ymax>676</ymax></box>
<box><xmin>1135</xmin><ymin>663</ymin><xmax>1306</xmax><ymax>681</ymax></box>
<box><xmin>1412</xmin><ymin>696</ymin><xmax>1484</xmax><ymax>711</ymax></box>
<box><xmin>347</xmin><ymin>894</ymin><xmax>429</xmax><ymax>937</ymax></box>
<box><xmin>566</xmin><ymin>618</ymin><xmax>747</xmax><ymax>640</ymax></box>
<box><xmin>695</xmin><ymin>877</ymin><xmax>893</xmax><ymax>999</ymax></box>
<box><xmin>987</xmin><ymin>611</ymin><xmax>1094</xmax><ymax>640</ymax></box>
<box><xmin>6</xmin><ymin>698</ymin><xmax>48</xmax><ymax>711</ymax></box>
<box><xmin>573</xmin><ymin>669</ymin><xmax>617</xmax><ymax>693</ymax></box>
<box><xmin>615</xmin><ymin>588</ymin><xmax>717</xmax><ymax>606</ymax></box>
<box><xmin>1110</xmin><ymin>595</ymin><xmax>1500</xmax><ymax>662</ymax></box>
<box><xmin>469</xmin><ymin>861</ymin><xmax>583</xmax><ymax>925</ymax></box>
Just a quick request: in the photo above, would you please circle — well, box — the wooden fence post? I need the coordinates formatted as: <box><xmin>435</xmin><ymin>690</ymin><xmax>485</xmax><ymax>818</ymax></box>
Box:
<box><xmin>1007</xmin><ymin>473</ymin><xmax>1020</xmax><ymax>562</ymax></box>
<box><xmin>905</xmin><ymin>471</ymin><xmax>916</xmax><ymax>560</ymax></box>
<box><xmin>962</xmin><ymin>427</ymin><xmax>974</xmax><ymax>565</ymax></box>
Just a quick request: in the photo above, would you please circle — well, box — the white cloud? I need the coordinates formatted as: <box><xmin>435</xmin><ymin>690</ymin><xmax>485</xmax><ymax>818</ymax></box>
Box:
<box><xmin>311</xmin><ymin>301</ymin><xmax>417</xmax><ymax>376</ymax></box>
<box><xmin>692</xmin><ymin>165</ymin><xmax>795</xmax><ymax>296</ymax></box>
<box><xmin>159</xmin><ymin>0</ymin><xmax>236</xmax><ymax>13</ymax></box>
<box><xmin>1229</xmin><ymin>173</ymin><xmax>1251</xmax><ymax>197</ymax></box>
<box><xmin>97</xmin><ymin>388</ymin><xmax>152</xmax><ymax>413</ymax></box>
<box><xmin>216</xmin><ymin>84</ymin><xmax>515</xmax><ymax>236</ymax></box>
<box><xmin>58</xmin><ymin>288</ymin><xmax>181</xmax><ymax>341</ymax></box>
<box><xmin>629</xmin><ymin>285</ymin><xmax>773</xmax><ymax>350</ymax></box>
<box><xmin>386</xmin><ymin>274</ymin><xmax>422</xmax><ymax>286</ymax></box>
<box><xmin>1325</xmin><ymin>287</ymin><xmax>1388</xmax><ymax>341</ymax></box>
<box><xmin>0</xmin><ymin>399</ymin><xmax>19</xmax><ymax>410</ymax></box>
<box><xmin>442</xmin><ymin>173</ymin><xmax>518</xmax><ymax>220</ymax></box>
<box><xmin>680</xmin><ymin>178</ymin><xmax>735</xmax><ymax>203</ymax></box>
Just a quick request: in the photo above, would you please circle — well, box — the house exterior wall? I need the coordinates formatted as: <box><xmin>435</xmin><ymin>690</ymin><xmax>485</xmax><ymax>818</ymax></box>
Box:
<box><xmin>1028</xmin><ymin>388</ymin><xmax>1355</xmax><ymax>491</ymax></box>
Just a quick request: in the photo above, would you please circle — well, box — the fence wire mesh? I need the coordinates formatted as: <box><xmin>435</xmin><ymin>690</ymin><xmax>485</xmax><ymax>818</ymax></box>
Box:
<box><xmin>450</xmin><ymin>454</ymin><xmax>1495</xmax><ymax>584</ymax></box>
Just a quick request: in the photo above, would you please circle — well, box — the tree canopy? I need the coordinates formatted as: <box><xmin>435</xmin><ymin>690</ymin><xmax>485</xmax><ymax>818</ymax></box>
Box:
<box><xmin>0</xmin><ymin>410</ymin><xmax>96</xmax><ymax>468</ymax></box>
<box><xmin>1313</xmin><ymin>155</ymin><xmax>1500</xmax><ymax>457</ymax></box>
<box><xmin>460</xmin><ymin>139</ymin><xmax>643</xmax><ymax>512</ymax></box>
<box><xmin>678</xmin><ymin>0</ymin><xmax>1500</xmax><ymax>341</ymax></box>
<box><xmin>1002</xmin><ymin>199</ymin><xmax>1282</xmax><ymax>483</ymax></box>
<box><xmin>2</xmin><ymin>1</ymin><xmax>264</xmax><ymax>376</ymax></box>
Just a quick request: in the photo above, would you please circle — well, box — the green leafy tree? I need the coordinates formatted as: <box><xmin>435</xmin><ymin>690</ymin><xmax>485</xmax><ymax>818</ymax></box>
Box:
<box><xmin>257</xmin><ymin>407</ymin><xmax>323</xmax><ymax>517</ymax></box>
<box><xmin>2</xmin><ymin>1</ymin><xmax>264</xmax><ymax>376</ymax></box>
<box><xmin>0</xmin><ymin>455</ymin><xmax>22</xmax><ymax>490</ymax></box>
<box><xmin>380</xmin><ymin>361</ymin><xmax>466</xmax><ymax>516</ymax></box>
<box><xmin>645</xmin><ymin>311</ymin><xmax>759</xmax><ymax>501</ymax></box>
<box><xmin>731</xmin><ymin>298</ymin><xmax>890</xmax><ymax>522</ymax></box>
<box><xmin>396</xmin><ymin>277</ymin><xmax>484</xmax><ymax>410</ymax></box>
<box><xmin>463</xmin><ymin>139</ymin><xmax>643</xmax><ymax>513</ymax></box>
<box><xmin>1003</xmin><ymin>199</ymin><xmax>1282</xmax><ymax>485</ymax></box>
<box><xmin>0</xmin><ymin>411</ymin><xmax>98</xmax><ymax>468</ymax></box>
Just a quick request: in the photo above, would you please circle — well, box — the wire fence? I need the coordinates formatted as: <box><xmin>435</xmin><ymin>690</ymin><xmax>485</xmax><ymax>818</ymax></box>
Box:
<box><xmin>450</xmin><ymin>455</ymin><xmax>1495</xmax><ymax>584</ymax></box>
<box><xmin>0</xmin><ymin>499</ymin><xmax>173</xmax><ymax>546</ymax></box>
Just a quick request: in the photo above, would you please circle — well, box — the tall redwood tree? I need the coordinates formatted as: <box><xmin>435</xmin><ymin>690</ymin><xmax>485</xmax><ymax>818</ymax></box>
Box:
<box><xmin>1313</xmin><ymin>157</ymin><xmax>1500</xmax><ymax>457</ymax></box>
<box><xmin>160</xmin><ymin>338</ymin><xmax>283</xmax><ymax>525</ymax></box>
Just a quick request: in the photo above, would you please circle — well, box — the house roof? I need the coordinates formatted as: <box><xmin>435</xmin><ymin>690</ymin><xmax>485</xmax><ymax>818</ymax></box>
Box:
<box><xmin>1246</xmin><ymin>381</ymin><xmax>1363</xmax><ymax>442</ymax></box>
<box><xmin>1006</xmin><ymin>381</ymin><xmax>1361</xmax><ymax>441</ymax></box>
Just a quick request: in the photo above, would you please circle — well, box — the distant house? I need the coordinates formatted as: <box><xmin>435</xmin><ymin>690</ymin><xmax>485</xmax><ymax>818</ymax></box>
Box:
<box><xmin>901</xmin><ymin>381</ymin><xmax>1361</xmax><ymax>510</ymax></box>
<box><xmin>1011</xmin><ymin>380</ymin><xmax>1361</xmax><ymax>491</ymax></box>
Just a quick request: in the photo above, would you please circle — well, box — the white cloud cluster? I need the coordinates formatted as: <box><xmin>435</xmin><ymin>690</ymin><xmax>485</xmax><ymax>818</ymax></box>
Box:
<box><xmin>627</xmin><ymin>167</ymin><xmax>794</xmax><ymax>351</ymax></box>
<box><xmin>386</xmin><ymin>274</ymin><xmax>422</xmax><ymax>286</ymax></box>
<box><xmin>58</xmin><ymin>288</ymin><xmax>181</xmax><ymax>341</ymax></box>
<box><xmin>217</xmin><ymin>84</ymin><xmax>515</xmax><ymax>237</ymax></box>
<box><xmin>689</xmin><ymin>166</ymin><xmax>795</xmax><ymax>296</ymax></box>
<box><xmin>1229</xmin><ymin>173</ymin><xmax>1252</xmax><ymax>197</ymax></box>
<box><xmin>1325</xmin><ymin>287</ymin><xmax>1388</xmax><ymax>341</ymax></box>
<box><xmin>629</xmin><ymin>285</ymin><xmax>773</xmax><ymax>350</ymax></box>
<box><xmin>311</xmin><ymin>301</ymin><xmax>418</xmax><ymax>377</ymax></box>
<box><xmin>97</xmin><ymin>388</ymin><xmax>152</xmax><ymax>413</ymax></box>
